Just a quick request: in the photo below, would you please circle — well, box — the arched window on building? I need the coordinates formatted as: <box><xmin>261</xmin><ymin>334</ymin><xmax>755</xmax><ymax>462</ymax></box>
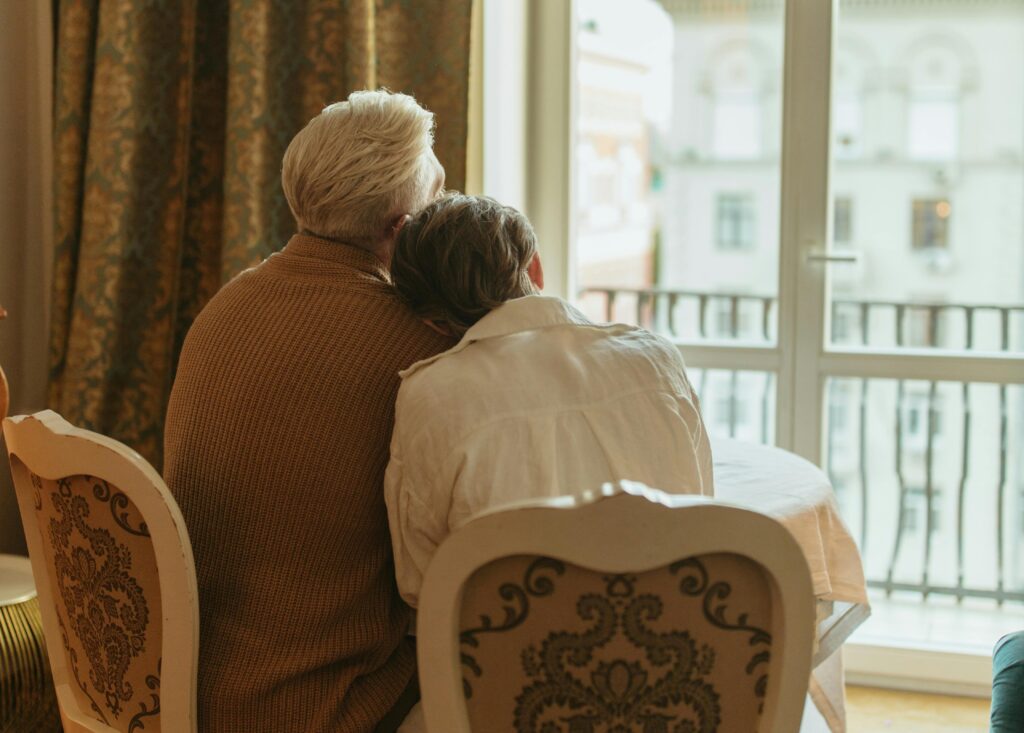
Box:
<box><xmin>905</xmin><ymin>40</ymin><xmax>971</xmax><ymax>160</ymax></box>
<box><xmin>707</xmin><ymin>43</ymin><xmax>770</xmax><ymax>160</ymax></box>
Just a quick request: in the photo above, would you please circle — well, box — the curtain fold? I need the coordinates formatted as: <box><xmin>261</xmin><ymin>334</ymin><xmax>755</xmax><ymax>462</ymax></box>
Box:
<box><xmin>48</xmin><ymin>0</ymin><xmax>473</xmax><ymax>466</ymax></box>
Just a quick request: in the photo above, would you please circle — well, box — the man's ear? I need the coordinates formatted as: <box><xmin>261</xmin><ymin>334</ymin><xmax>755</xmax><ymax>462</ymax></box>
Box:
<box><xmin>390</xmin><ymin>214</ymin><xmax>412</xmax><ymax>237</ymax></box>
<box><xmin>527</xmin><ymin>253</ymin><xmax>544</xmax><ymax>291</ymax></box>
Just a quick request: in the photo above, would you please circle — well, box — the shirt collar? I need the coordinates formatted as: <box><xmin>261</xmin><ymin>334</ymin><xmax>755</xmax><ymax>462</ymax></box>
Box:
<box><xmin>462</xmin><ymin>295</ymin><xmax>592</xmax><ymax>341</ymax></box>
<box><xmin>281</xmin><ymin>233</ymin><xmax>391</xmax><ymax>281</ymax></box>
<box><xmin>400</xmin><ymin>295</ymin><xmax>593</xmax><ymax>378</ymax></box>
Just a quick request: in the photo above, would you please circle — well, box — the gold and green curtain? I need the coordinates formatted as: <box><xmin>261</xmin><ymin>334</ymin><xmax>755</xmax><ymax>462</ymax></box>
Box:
<box><xmin>48</xmin><ymin>0</ymin><xmax>473</xmax><ymax>466</ymax></box>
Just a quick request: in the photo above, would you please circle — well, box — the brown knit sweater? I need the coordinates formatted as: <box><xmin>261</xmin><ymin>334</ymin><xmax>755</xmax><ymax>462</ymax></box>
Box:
<box><xmin>164</xmin><ymin>234</ymin><xmax>453</xmax><ymax>732</ymax></box>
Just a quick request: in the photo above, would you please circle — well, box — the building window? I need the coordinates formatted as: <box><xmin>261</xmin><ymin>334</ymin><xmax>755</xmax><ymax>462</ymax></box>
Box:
<box><xmin>912</xmin><ymin>199</ymin><xmax>950</xmax><ymax>250</ymax></box>
<box><xmin>903</xmin><ymin>390</ymin><xmax>943</xmax><ymax>452</ymax></box>
<box><xmin>834</xmin><ymin>94</ymin><xmax>862</xmax><ymax>158</ymax></box>
<box><xmin>712</xmin><ymin>299</ymin><xmax>751</xmax><ymax>338</ymax></box>
<box><xmin>908</xmin><ymin>97</ymin><xmax>958</xmax><ymax>160</ymax></box>
<box><xmin>902</xmin><ymin>487</ymin><xmax>942</xmax><ymax>533</ymax></box>
<box><xmin>834</xmin><ymin>197</ymin><xmax>853</xmax><ymax>246</ymax></box>
<box><xmin>713</xmin><ymin>93</ymin><xmax>762</xmax><ymax>159</ymax></box>
<box><xmin>906</xmin><ymin>44</ymin><xmax>965</xmax><ymax>160</ymax></box>
<box><xmin>716</xmin><ymin>193</ymin><xmax>755</xmax><ymax>251</ymax></box>
<box><xmin>709</xmin><ymin>47</ymin><xmax>765</xmax><ymax>160</ymax></box>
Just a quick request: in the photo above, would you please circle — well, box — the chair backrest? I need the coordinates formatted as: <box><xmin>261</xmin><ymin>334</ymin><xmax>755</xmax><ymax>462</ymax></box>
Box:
<box><xmin>417</xmin><ymin>481</ymin><xmax>815</xmax><ymax>733</ymax></box>
<box><xmin>3</xmin><ymin>410</ymin><xmax>198</xmax><ymax>733</ymax></box>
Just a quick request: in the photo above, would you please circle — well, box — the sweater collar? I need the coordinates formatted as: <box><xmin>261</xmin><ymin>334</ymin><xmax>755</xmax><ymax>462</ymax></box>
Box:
<box><xmin>282</xmin><ymin>233</ymin><xmax>391</xmax><ymax>281</ymax></box>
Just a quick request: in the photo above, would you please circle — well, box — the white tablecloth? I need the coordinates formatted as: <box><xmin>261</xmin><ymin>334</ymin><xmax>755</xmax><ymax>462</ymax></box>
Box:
<box><xmin>712</xmin><ymin>438</ymin><xmax>870</xmax><ymax>733</ymax></box>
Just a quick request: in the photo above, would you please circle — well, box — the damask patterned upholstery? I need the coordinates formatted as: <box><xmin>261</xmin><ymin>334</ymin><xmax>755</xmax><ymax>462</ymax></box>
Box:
<box><xmin>26</xmin><ymin>471</ymin><xmax>162</xmax><ymax>733</ymax></box>
<box><xmin>458</xmin><ymin>553</ymin><xmax>773</xmax><ymax>733</ymax></box>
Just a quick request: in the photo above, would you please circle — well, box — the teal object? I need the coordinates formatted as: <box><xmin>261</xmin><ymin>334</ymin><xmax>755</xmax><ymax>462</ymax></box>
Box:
<box><xmin>992</xmin><ymin>632</ymin><xmax>1024</xmax><ymax>732</ymax></box>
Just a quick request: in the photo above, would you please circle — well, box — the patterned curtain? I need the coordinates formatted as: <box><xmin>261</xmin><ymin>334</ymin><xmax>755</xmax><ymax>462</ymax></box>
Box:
<box><xmin>48</xmin><ymin>0</ymin><xmax>472</xmax><ymax>467</ymax></box>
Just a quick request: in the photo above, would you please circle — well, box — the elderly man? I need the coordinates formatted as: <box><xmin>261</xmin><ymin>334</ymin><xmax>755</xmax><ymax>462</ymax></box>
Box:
<box><xmin>384</xmin><ymin>194</ymin><xmax>713</xmax><ymax>613</ymax></box>
<box><xmin>164</xmin><ymin>91</ymin><xmax>451</xmax><ymax>732</ymax></box>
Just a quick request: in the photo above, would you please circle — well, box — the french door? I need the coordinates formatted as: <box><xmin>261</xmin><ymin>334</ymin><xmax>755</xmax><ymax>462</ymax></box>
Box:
<box><xmin>504</xmin><ymin>0</ymin><xmax>1024</xmax><ymax>670</ymax></box>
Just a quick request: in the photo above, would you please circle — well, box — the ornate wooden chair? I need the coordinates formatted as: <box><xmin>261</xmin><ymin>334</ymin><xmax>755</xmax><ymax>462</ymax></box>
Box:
<box><xmin>416</xmin><ymin>481</ymin><xmax>816</xmax><ymax>733</ymax></box>
<box><xmin>3</xmin><ymin>410</ymin><xmax>199</xmax><ymax>732</ymax></box>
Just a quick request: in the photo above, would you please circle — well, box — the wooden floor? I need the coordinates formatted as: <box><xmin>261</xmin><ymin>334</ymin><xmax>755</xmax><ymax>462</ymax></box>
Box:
<box><xmin>846</xmin><ymin>686</ymin><xmax>990</xmax><ymax>732</ymax></box>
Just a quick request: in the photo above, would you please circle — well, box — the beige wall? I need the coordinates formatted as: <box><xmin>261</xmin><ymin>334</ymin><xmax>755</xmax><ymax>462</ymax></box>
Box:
<box><xmin>0</xmin><ymin>1</ymin><xmax>53</xmax><ymax>555</ymax></box>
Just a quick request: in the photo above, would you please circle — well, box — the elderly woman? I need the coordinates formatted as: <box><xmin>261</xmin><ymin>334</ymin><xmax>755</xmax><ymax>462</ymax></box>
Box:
<box><xmin>164</xmin><ymin>90</ymin><xmax>451</xmax><ymax>733</ymax></box>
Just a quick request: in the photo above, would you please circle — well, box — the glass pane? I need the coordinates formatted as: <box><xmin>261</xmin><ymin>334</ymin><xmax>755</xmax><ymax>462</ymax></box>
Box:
<box><xmin>573</xmin><ymin>0</ymin><xmax>784</xmax><ymax>344</ymax></box>
<box><xmin>825</xmin><ymin>378</ymin><xmax>1024</xmax><ymax>647</ymax></box>
<box><xmin>693</xmin><ymin>369</ymin><xmax>776</xmax><ymax>445</ymax></box>
<box><xmin>829</xmin><ymin>4</ymin><xmax>1024</xmax><ymax>353</ymax></box>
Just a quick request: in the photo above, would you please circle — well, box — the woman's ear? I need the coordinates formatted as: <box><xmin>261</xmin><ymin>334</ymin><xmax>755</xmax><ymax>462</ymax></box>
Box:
<box><xmin>527</xmin><ymin>253</ymin><xmax>544</xmax><ymax>291</ymax></box>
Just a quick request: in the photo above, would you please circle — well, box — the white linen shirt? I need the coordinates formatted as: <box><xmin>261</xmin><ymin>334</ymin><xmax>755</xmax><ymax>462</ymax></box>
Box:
<box><xmin>384</xmin><ymin>295</ymin><xmax>713</xmax><ymax>607</ymax></box>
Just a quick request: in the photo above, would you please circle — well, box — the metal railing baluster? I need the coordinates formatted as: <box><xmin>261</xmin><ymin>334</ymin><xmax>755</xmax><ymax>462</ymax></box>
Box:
<box><xmin>955</xmin><ymin>310</ymin><xmax>974</xmax><ymax>602</ymax></box>
<box><xmin>922</xmin><ymin>379</ymin><xmax>938</xmax><ymax>600</ymax></box>
<box><xmin>859</xmin><ymin>305</ymin><xmax>872</xmax><ymax>553</ymax></box>
<box><xmin>956</xmin><ymin>382</ymin><xmax>971</xmax><ymax>603</ymax></box>
<box><xmin>996</xmin><ymin>307</ymin><xmax>1011</xmax><ymax>604</ymax></box>
<box><xmin>887</xmin><ymin>379</ymin><xmax>909</xmax><ymax>596</ymax></box>
<box><xmin>858</xmin><ymin>377</ymin><xmax>869</xmax><ymax>553</ymax></box>
<box><xmin>887</xmin><ymin>306</ymin><xmax>909</xmax><ymax>596</ymax></box>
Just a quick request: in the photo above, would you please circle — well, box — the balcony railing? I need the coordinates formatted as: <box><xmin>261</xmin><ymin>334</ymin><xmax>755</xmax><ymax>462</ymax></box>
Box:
<box><xmin>579</xmin><ymin>286</ymin><xmax>1024</xmax><ymax>605</ymax></box>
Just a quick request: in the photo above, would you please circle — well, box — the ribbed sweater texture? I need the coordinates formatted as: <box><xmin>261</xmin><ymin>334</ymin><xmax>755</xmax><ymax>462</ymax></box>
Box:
<box><xmin>163</xmin><ymin>234</ymin><xmax>453</xmax><ymax>732</ymax></box>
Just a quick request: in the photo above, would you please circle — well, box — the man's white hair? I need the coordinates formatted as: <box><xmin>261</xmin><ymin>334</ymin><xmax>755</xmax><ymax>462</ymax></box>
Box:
<box><xmin>282</xmin><ymin>90</ymin><xmax>437</xmax><ymax>245</ymax></box>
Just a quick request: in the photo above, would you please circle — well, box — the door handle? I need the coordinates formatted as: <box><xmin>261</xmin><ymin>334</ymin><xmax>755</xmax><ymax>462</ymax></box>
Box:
<box><xmin>806</xmin><ymin>250</ymin><xmax>861</xmax><ymax>264</ymax></box>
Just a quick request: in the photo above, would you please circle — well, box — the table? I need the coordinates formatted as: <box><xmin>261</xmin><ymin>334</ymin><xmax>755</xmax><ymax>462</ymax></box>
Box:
<box><xmin>712</xmin><ymin>438</ymin><xmax>870</xmax><ymax>733</ymax></box>
<box><xmin>0</xmin><ymin>554</ymin><xmax>61</xmax><ymax>731</ymax></box>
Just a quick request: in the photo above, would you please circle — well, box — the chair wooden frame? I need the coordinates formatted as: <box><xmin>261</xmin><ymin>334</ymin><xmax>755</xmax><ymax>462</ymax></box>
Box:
<box><xmin>417</xmin><ymin>481</ymin><xmax>816</xmax><ymax>733</ymax></box>
<box><xmin>3</xmin><ymin>410</ymin><xmax>199</xmax><ymax>733</ymax></box>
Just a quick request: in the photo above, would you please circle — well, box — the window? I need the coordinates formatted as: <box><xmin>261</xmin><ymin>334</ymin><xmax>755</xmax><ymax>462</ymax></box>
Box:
<box><xmin>908</xmin><ymin>97</ymin><xmax>958</xmax><ymax>160</ymax></box>
<box><xmin>906</xmin><ymin>44</ymin><xmax>964</xmax><ymax>160</ymax></box>
<box><xmin>716</xmin><ymin>193</ymin><xmax>755</xmax><ymax>251</ymax></box>
<box><xmin>912</xmin><ymin>199</ymin><xmax>950</xmax><ymax>250</ymax></box>
<box><xmin>901</xmin><ymin>487</ymin><xmax>942</xmax><ymax>532</ymax></box>
<box><xmin>712</xmin><ymin>299</ymin><xmax>751</xmax><ymax>338</ymax></box>
<box><xmin>834</xmin><ymin>94</ymin><xmax>862</xmax><ymax>158</ymax></box>
<box><xmin>834</xmin><ymin>197</ymin><xmax>853</xmax><ymax>246</ymax></box>
<box><xmin>709</xmin><ymin>45</ymin><xmax>767</xmax><ymax>160</ymax></box>
<box><xmin>903</xmin><ymin>391</ymin><xmax>943</xmax><ymax>453</ymax></box>
<box><xmin>713</xmin><ymin>93</ymin><xmax>762</xmax><ymax>159</ymax></box>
